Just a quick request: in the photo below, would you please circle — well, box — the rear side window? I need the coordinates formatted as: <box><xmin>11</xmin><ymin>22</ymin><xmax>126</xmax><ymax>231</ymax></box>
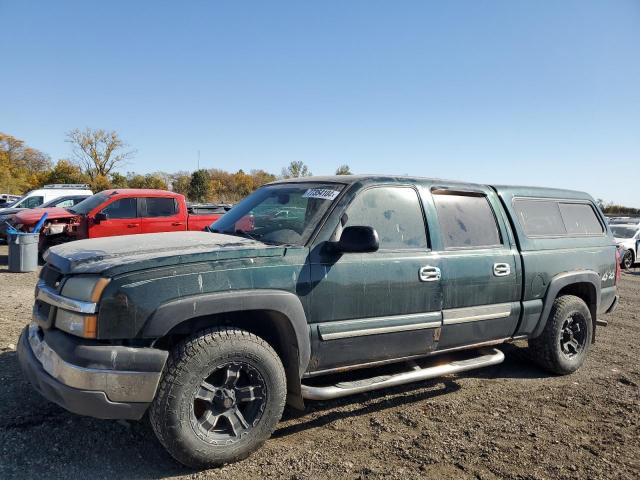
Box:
<box><xmin>145</xmin><ymin>197</ymin><xmax>178</xmax><ymax>217</ymax></box>
<box><xmin>101</xmin><ymin>198</ymin><xmax>137</xmax><ymax>219</ymax></box>
<box><xmin>344</xmin><ymin>186</ymin><xmax>428</xmax><ymax>250</ymax></box>
<box><xmin>559</xmin><ymin>203</ymin><xmax>603</xmax><ymax>235</ymax></box>
<box><xmin>514</xmin><ymin>199</ymin><xmax>603</xmax><ymax>237</ymax></box>
<box><xmin>513</xmin><ymin>200</ymin><xmax>566</xmax><ymax>236</ymax></box>
<box><xmin>433</xmin><ymin>193</ymin><xmax>502</xmax><ymax>249</ymax></box>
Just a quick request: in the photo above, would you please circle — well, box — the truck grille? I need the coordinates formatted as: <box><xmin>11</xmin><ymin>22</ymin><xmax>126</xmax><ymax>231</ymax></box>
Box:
<box><xmin>36</xmin><ymin>265</ymin><xmax>64</xmax><ymax>328</ymax></box>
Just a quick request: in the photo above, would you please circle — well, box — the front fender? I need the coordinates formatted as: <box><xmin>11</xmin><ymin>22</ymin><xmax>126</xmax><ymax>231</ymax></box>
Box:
<box><xmin>143</xmin><ymin>289</ymin><xmax>311</xmax><ymax>378</ymax></box>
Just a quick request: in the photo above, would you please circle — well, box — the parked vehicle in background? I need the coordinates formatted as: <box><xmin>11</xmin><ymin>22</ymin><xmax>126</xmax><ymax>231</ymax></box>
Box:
<box><xmin>0</xmin><ymin>195</ymin><xmax>91</xmax><ymax>241</ymax></box>
<box><xmin>0</xmin><ymin>184</ymin><xmax>92</xmax><ymax>213</ymax></box>
<box><xmin>187</xmin><ymin>203</ymin><xmax>233</xmax><ymax>215</ymax></box>
<box><xmin>611</xmin><ymin>222</ymin><xmax>640</xmax><ymax>269</ymax></box>
<box><xmin>9</xmin><ymin>189</ymin><xmax>225</xmax><ymax>252</ymax></box>
<box><xmin>0</xmin><ymin>194</ymin><xmax>21</xmax><ymax>208</ymax></box>
<box><xmin>17</xmin><ymin>175</ymin><xmax>619</xmax><ymax>468</ymax></box>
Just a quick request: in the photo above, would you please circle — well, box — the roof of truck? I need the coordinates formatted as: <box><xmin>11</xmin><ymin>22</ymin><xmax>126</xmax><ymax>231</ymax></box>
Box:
<box><xmin>269</xmin><ymin>175</ymin><xmax>592</xmax><ymax>199</ymax></box>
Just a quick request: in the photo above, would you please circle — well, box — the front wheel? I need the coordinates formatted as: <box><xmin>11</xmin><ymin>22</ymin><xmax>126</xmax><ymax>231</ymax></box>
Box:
<box><xmin>622</xmin><ymin>250</ymin><xmax>634</xmax><ymax>270</ymax></box>
<box><xmin>149</xmin><ymin>327</ymin><xmax>287</xmax><ymax>468</ymax></box>
<box><xmin>527</xmin><ymin>295</ymin><xmax>593</xmax><ymax>375</ymax></box>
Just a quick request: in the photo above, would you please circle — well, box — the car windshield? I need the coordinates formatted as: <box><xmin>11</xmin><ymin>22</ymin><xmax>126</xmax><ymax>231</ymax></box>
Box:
<box><xmin>210</xmin><ymin>183</ymin><xmax>345</xmax><ymax>246</ymax></box>
<box><xmin>611</xmin><ymin>226</ymin><xmax>638</xmax><ymax>239</ymax></box>
<box><xmin>68</xmin><ymin>193</ymin><xmax>108</xmax><ymax>215</ymax></box>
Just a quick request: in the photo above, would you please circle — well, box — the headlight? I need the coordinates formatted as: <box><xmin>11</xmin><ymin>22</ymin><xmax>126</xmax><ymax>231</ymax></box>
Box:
<box><xmin>56</xmin><ymin>275</ymin><xmax>110</xmax><ymax>338</ymax></box>
<box><xmin>61</xmin><ymin>275</ymin><xmax>111</xmax><ymax>302</ymax></box>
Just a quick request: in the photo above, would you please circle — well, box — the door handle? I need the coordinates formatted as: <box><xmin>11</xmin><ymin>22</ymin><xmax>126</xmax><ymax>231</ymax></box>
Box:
<box><xmin>171</xmin><ymin>222</ymin><xmax>184</xmax><ymax>226</ymax></box>
<box><xmin>493</xmin><ymin>263</ymin><xmax>511</xmax><ymax>277</ymax></box>
<box><xmin>419</xmin><ymin>266</ymin><xmax>441</xmax><ymax>282</ymax></box>
<box><xmin>127</xmin><ymin>223</ymin><xmax>139</xmax><ymax>228</ymax></box>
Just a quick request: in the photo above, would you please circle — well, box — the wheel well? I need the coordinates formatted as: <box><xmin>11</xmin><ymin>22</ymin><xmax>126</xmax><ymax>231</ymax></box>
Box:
<box><xmin>153</xmin><ymin>309</ymin><xmax>303</xmax><ymax>408</ymax></box>
<box><xmin>556</xmin><ymin>282</ymin><xmax>598</xmax><ymax>341</ymax></box>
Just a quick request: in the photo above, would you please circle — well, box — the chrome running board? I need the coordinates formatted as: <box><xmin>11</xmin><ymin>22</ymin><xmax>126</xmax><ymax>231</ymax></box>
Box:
<box><xmin>301</xmin><ymin>348</ymin><xmax>505</xmax><ymax>400</ymax></box>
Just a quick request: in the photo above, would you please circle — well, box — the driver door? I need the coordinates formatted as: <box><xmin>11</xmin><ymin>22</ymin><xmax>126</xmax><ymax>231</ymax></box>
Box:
<box><xmin>307</xmin><ymin>185</ymin><xmax>443</xmax><ymax>373</ymax></box>
<box><xmin>89</xmin><ymin>197</ymin><xmax>141</xmax><ymax>238</ymax></box>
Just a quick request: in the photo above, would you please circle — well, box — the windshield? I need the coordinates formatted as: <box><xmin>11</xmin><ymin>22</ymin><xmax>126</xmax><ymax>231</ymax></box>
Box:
<box><xmin>611</xmin><ymin>226</ymin><xmax>638</xmax><ymax>239</ymax></box>
<box><xmin>68</xmin><ymin>193</ymin><xmax>108</xmax><ymax>215</ymax></box>
<box><xmin>210</xmin><ymin>183</ymin><xmax>345</xmax><ymax>245</ymax></box>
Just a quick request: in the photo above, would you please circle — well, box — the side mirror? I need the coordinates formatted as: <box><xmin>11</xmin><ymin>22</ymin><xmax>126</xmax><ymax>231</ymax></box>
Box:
<box><xmin>94</xmin><ymin>212</ymin><xmax>108</xmax><ymax>224</ymax></box>
<box><xmin>330</xmin><ymin>226</ymin><xmax>379</xmax><ymax>253</ymax></box>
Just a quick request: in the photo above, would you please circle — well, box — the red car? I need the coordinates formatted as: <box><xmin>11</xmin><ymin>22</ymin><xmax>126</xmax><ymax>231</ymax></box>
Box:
<box><xmin>11</xmin><ymin>189</ymin><xmax>225</xmax><ymax>251</ymax></box>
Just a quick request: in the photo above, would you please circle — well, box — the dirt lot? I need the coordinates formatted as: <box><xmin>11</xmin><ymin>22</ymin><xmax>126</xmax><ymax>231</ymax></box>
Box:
<box><xmin>0</xmin><ymin>244</ymin><xmax>638</xmax><ymax>480</ymax></box>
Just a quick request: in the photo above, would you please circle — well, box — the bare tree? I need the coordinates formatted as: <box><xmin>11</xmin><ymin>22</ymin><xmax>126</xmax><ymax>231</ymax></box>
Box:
<box><xmin>66</xmin><ymin>128</ymin><xmax>136</xmax><ymax>179</ymax></box>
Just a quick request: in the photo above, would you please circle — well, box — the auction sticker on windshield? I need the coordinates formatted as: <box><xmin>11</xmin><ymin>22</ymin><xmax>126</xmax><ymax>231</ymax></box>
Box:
<box><xmin>302</xmin><ymin>189</ymin><xmax>340</xmax><ymax>200</ymax></box>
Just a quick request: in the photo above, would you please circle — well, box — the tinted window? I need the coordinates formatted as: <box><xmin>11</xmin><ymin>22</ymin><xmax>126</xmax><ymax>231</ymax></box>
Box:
<box><xmin>145</xmin><ymin>197</ymin><xmax>177</xmax><ymax>217</ymax></box>
<box><xmin>101</xmin><ymin>198</ymin><xmax>137</xmax><ymax>219</ymax></box>
<box><xmin>344</xmin><ymin>187</ymin><xmax>427</xmax><ymax>250</ymax></box>
<box><xmin>433</xmin><ymin>193</ymin><xmax>501</xmax><ymax>248</ymax></box>
<box><xmin>513</xmin><ymin>199</ymin><xmax>566</xmax><ymax>236</ymax></box>
<box><xmin>559</xmin><ymin>203</ymin><xmax>603</xmax><ymax>235</ymax></box>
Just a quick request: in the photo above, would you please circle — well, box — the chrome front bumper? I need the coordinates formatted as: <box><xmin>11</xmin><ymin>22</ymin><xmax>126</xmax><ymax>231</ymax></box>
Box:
<box><xmin>18</xmin><ymin>324</ymin><xmax>168</xmax><ymax>420</ymax></box>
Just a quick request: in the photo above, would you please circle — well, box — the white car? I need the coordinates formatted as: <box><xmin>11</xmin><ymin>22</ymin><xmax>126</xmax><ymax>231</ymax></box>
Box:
<box><xmin>611</xmin><ymin>222</ymin><xmax>640</xmax><ymax>269</ymax></box>
<box><xmin>0</xmin><ymin>184</ymin><xmax>93</xmax><ymax>213</ymax></box>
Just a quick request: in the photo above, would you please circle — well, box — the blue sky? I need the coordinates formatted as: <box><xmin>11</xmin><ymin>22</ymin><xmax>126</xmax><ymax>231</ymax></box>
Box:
<box><xmin>2</xmin><ymin>1</ymin><xmax>639</xmax><ymax>206</ymax></box>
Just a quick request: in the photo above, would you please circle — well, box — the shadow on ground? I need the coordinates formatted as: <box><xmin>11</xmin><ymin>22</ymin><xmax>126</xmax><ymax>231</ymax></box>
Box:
<box><xmin>0</xmin><ymin>344</ymin><xmax>549</xmax><ymax>479</ymax></box>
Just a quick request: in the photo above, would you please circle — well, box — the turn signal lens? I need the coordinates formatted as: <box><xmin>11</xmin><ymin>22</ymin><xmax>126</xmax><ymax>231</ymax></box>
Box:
<box><xmin>83</xmin><ymin>316</ymin><xmax>98</xmax><ymax>338</ymax></box>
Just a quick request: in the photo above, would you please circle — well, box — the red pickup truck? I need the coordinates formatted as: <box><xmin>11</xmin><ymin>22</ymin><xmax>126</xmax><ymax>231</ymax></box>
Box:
<box><xmin>10</xmin><ymin>189</ymin><xmax>225</xmax><ymax>251</ymax></box>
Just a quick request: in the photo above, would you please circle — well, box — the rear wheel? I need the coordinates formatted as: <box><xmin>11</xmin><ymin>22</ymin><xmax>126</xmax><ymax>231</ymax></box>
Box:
<box><xmin>150</xmin><ymin>327</ymin><xmax>287</xmax><ymax>468</ymax></box>
<box><xmin>527</xmin><ymin>295</ymin><xmax>593</xmax><ymax>375</ymax></box>
<box><xmin>622</xmin><ymin>250</ymin><xmax>634</xmax><ymax>270</ymax></box>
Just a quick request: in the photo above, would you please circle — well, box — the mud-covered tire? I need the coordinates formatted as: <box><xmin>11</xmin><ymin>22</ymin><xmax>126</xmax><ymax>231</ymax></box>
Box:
<box><xmin>527</xmin><ymin>295</ymin><xmax>593</xmax><ymax>375</ymax></box>
<box><xmin>149</xmin><ymin>327</ymin><xmax>287</xmax><ymax>468</ymax></box>
<box><xmin>622</xmin><ymin>250</ymin><xmax>634</xmax><ymax>270</ymax></box>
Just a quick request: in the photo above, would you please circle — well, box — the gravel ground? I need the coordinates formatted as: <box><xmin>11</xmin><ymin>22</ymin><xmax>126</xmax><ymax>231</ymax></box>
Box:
<box><xmin>0</xmin><ymin>244</ymin><xmax>638</xmax><ymax>479</ymax></box>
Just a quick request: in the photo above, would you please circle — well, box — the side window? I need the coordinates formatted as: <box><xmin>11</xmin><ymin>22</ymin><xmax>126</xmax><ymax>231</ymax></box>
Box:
<box><xmin>101</xmin><ymin>198</ymin><xmax>137</xmax><ymax>219</ymax></box>
<box><xmin>144</xmin><ymin>197</ymin><xmax>178</xmax><ymax>217</ymax></box>
<box><xmin>20</xmin><ymin>196</ymin><xmax>44</xmax><ymax>208</ymax></box>
<box><xmin>514</xmin><ymin>199</ymin><xmax>604</xmax><ymax>237</ymax></box>
<box><xmin>433</xmin><ymin>193</ymin><xmax>502</xmax><ymax>249</ymax></box>
<box><xmin>55</xmin><ymin>199</ymin><xmax>75</xmax><ymax>208</ymax></box>
<box><xmin>558</xmin><ymin>203</ymin><xmax>603</xmax><ymax>235</ymax></box>
<box><xmin>513</xmin><ymin>199</ymin><xmax>566</xmax><ymax>236</ymax></box>
<box><xmin>343</xmin><ymin>187</ymin><xmax>428</xmax><ymax>250</ymax></box>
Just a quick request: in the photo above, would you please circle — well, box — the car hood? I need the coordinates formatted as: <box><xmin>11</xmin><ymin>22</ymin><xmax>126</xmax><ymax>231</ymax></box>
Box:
<box><xmin>45</xmin><ymin>231</ymin><xmax>286</xmax><ymax>275</ymax></box>
<box><xmin>0</xmin><ymin>207</ymin><xmax>26</xmax><ymax>217</ymax></box>
<box><xmin>14</xmin><ymin>207</ymin><xmax>77</xmax><ymax>224</ymax></box>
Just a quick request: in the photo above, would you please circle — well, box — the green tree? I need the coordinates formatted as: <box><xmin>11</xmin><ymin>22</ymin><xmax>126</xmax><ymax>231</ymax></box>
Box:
<box><xmin>45</xmin><ymin>159</ymin><xmax>89</xmax><ymax>185</ymax></box>
<box><xmin>171</xmin><ymin>172</ymin><xmax>191</xmax><ymax>196</ymax></box>
<box><xmin>66</xmin><ymin>128</ymin><xmax>136</xmax><ymax>179</ymax></box>
<box><xmin>189</xmin><ymin>169</ymin><xmax>211</xmax><ymax>202</ymax></box>
<box><xmin>110</xmin><ymin>172</ymin><xmax>129</xmax><ymax>188</ymax></box>
<box><xmin>281</xmin><ymin>161</ymin><xmax>311</xmax><ymax>178</ymax></box>
<box><xmin>335</xmin><ymin>164</ymin><xmax>352</xmax><ymax>175</ymax></box>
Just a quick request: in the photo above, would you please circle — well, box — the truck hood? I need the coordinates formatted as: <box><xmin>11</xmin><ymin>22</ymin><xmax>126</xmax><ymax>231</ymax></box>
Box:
<box><xmin>45</xmin><ymin>231</ymin><xmax>286</xmax><ymax>275</ymax></box>
<box><xmin>14</xmin><ymin>207</ymin><xmax>77</xmax><ymax>224</ymax></box>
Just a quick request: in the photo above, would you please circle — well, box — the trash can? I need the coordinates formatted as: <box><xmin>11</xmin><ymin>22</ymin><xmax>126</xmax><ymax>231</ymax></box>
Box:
<box><xmin>8</xmin><ymin>232</ymin><xmax>39</xmax><ymax>273</ymax></box>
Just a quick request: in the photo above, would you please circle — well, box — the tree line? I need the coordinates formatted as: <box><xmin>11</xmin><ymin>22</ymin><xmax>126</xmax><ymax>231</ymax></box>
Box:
<box><xmin>1</xmin><ymin>130</ymin><xmax>353</xmax><ymax>204</ymax></box>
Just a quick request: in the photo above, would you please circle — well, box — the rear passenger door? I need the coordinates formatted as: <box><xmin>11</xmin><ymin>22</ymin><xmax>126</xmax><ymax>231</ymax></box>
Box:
<box><xmin>427</xmin><ymin>187</ymin><xmax>521</xmax><ymax>350</ymax></box>
<box><xmin>140</xmin><ymin>197</ymin><xmax>184</xmax><ymax>233</ymax></box>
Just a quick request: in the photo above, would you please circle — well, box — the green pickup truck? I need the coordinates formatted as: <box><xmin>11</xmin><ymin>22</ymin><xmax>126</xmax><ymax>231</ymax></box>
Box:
<box><xmin>18</xmin><ymin>175</ymin><xmax>619</xmax><ymax>468</ymax></box>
